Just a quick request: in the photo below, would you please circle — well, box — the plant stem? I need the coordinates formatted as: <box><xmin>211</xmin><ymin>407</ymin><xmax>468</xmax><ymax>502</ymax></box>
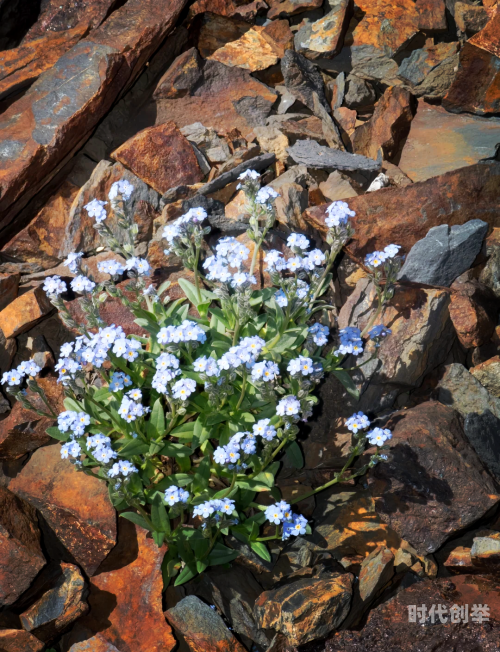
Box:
<box><xmin>219</xmin><ymin>472</ymin><xmax>237</xmax><ymax>499</ymax></box>
<box><xmin>235</xmin><ymin>374</ymin><xmax>247</xmax><ymax>411</ymax></box>
<box><xmin>193</xmin><ymin>245</ymin><xmax>202</xmax><ymax>304</ymax></box>
<box><xmin>232</xmin><ymin>318</ymin><xmax>240</xmax><ymax>346</ymax></box>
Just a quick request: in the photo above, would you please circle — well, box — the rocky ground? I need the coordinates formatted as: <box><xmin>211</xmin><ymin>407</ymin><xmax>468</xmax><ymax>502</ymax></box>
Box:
<box><xmin>1</xmin><ymin>0</ymin><xmax>500</xmax><ymax>650</ymax></box>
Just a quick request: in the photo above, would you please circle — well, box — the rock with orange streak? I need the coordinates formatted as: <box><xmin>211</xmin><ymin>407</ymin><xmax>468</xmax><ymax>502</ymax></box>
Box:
<box><xmin>166</xmin><ymin>595</ymin><xmax>248</xmax><ymax>652</ymax></box>
<box><xmin>0</xmin><ymin>630</ymin><xmax>44</xmax><ymax>652</ymax></box>
<box><xmin>449</xmin><ymin>278</ymin><xmax>497</xmax><ymax>348</ymax></box>
<box><xmin>0</xmin><ymin>287</ymin><xmax>53</xmax><ymax>339</ymax></box>
<box><xmin>267</xmin><ymin>0</ymin><xmax>323</xmax><ymax>19</ymax></box>
<box><xmin>0</xmin><ymin>486</ymin><xmax>46</xmax><ymax>607</ymax></box>
<box><xmin>9</xmin><ymin>443</ymin><xmax>116</xmax><ymax>576</ymax></box>
<box><xmin>415</xmin><ymin>0</ymin><xmax>447</xmax><ymax>31</ymax></box>
<box><xmin>0</xmin><ymin>272</ymin><xmax>19</xmax><ymax>311</ymax></box>
<box><xmin>80</xmin><ymin>521</ymin><xmax>176</xmax><ymax>652</ymax></box>
<box><xmin>254</xmin><ymin>573</ymin><xmax>353</xmax><ymax>645</ymax></box>
<box><xmin>351</xmin><ymin>0</ymin><xmax>419</xmax><ymax>55</ymax></box>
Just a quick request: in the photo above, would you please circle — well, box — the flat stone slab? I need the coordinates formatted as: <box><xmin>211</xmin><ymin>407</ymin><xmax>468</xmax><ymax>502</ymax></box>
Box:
<box><xmin>287</xmin><ymin>139</ymin><xmax>381</xmax><ymax>171</ymax></box>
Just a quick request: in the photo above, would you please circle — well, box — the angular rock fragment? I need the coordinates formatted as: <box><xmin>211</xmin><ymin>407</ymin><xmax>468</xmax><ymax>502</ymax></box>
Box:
<box><xmin>352</xmin><ymin>86</ymin><xmax>416</xmax><ymax>161</ymax></box>
<box><xmin>254</xmin><ymin>573</ymin><xmax>353</xmax><ymax>645</ymax></box>
<box><xmin>180</xmin><ymin>123</ymin><xmax>231</xmax><ymax>164</ymax></box>
<box><xmin>368</xmin><ymin>402</ymin><xmax>499</xmax><ymax>554</ymax></box>
<box><xmin>166</xmin><ymin>595</ymin><xmax>248</xmax><ymax>652</ymax></box>
<box><xmin>80</xmin><ymin>521</ymin><xmax>176</xmax><ymax>652</ymax></box>
<box><xmin>20</xmin><ymin>563</ymin><xmax>88</xmax><ymax>643</ymax></box>
<box><xmin>190</xmin><ymin>12</ymin><xmax>251</xmax><ymax>58</ymax></box>
<box><xmin>415</xmin><ymin>0</ymin><xmax>447</xmax><ymax>31</ymax></box>
<box><xmin>67</xmin><ymin>630</ymin><xmax>120</xmax><ymax>652</ymax></box>
<box><xmin>0</xmin><ymin>630</ymin><xmax>44</xmax><ymax>652</ymax></box>
<box><xmin>0</xmin><ymin>272</ymin><xmax>19</xmax><ymax>311</ymax></box>
<box><xmin>319</xmin><ymin>170</ymin><xmax>358</xmax><ymax>201</ymax></box>
<box><xmin>281</xmin><ymin>49</ymin><xmax>330</xmax><ymax>112</ymax></box>
<box><xmin>154</xmin><ymin>48</ymin><xmax>277</xmax><ymax>136</ymax></box>
<box><xmin>0</xmin><ymin>486</ymin><xmax>46</xmax><ymax>607</ymax></box>
<box><xmin>112</xmin><ymin>122</ymin><xmax>204</xmax><ymax>194</ymax></box>
<box><xmin>344</xmin><ymin>74</ymin><xmax>376</xmax><ymax>109</ymax></box>
<box><xmin>9</xmin><ymin>443</ymin><xmax>116</xmax><ymax>576</ymax></box>
<box><xmin>398</xmin><ymin>220</ymin><xmax>488</xmax><ymax>287</ymax></box>
<box><xmin>294</xmin><ymin>0</ymin><xmax>352</xmax><ymax>60</ymax></box>
<box><xmin>455</xmin><ymin>1</ymin><xmax>489</xmax><ymax>34</ymax></box>
<box><xmin>413</xmin><ymin>53</ymin><xmax>460</xmax><ymax>100</ymax></box>
<box><xmin>287</xmin><ymin>139</ymin><xmax>380</xmax><ymax>171</ymax></box>
<box><xmin>304</xmin><ymin>161</ymin><xmax>500</xmax><ymax>259</ymax></box>
<box><xmin>267</xmin><ymin>0</ymin><xmax>323</xmax><ymax>19</ymax></box>
<box><xmin>398</xmin><ymin>41</ymin><xmax>459</xmax><ymax>86</ymax></box>
<box><xmin>0</xmin><ymin>287</ymin><xmax>53</xmax><ymax>339</ymax></box>
<box><xmin>351</xmin><ymin>0</ymin><xmax>419</xmax><ymax>55</ymax></box>
<box><xmin>448</xmin><ymin>278</ymin><xmax>497</xmax><ymax>347</ymax></box>
<box><xmin>0</xmin><ymin>24</ymin><xmax>89</xmax><ymax>102</ymax></box>
<box><xmin>444</xmin><ymin>12</ymin><xmax>500</xmax><ymax>115</ymax></box>
<box><xmin>208</xmin><ymin>27</ymin><xmax>282</xmax><ymax>71</ymax></box>
<box><xmin>471</xmin><ymin>356</ymin><xmax>500</xmax><ymax>397</ymax></box>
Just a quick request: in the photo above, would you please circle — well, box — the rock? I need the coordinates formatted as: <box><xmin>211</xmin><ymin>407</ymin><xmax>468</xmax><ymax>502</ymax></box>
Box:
<box><xmin>166</xmin><ymin>595</ymin><xmax>248</xmax><ymax>652</ymax></box>
<box><xmin>253</xmin><ymin>126</ymin><xmax>289</xmax><ymax>161</ymax></box>
<box><xmin>272</xmin><ymin>182</ymin><xmax>309</xmax><ymax>229</ymax></box>
<box><xmin>0</xmin><ymin>273</ymin><xmax>19</xmax><ymax>311</ymax></box>
<box><xmin>443</xmin><ymin>12</ymin><xmax>500</xmax><ymax>115</ymax></box>
<box><xmin>414</xmin><ymin>53</ymin><xmax>460</xmax><ymax>100</ymax></box>
<box><xmin>294</xmin><ymin>0</ymin><xmax>352</xmax><ymax>60</ymax></box>
<box><xmin>366</xmin><ymin>172</ymin><xmax>389</xmax><ymax>192</ymax></box>
<box><xmin>67</xmin><ymin>629</ymin><xmax>120</xmax><ymax>652</ymax></box>
<box><xmin>180</xmin><ymin>123</ymin><xmax>231</xmax><ymax>164</ymax></box>
<box><xmin>329</xmin><ymin>72</ymin><xmax>345</xmax><ymax>110</ymax></box>
<box><xmin>381</xmin><ymin>160</ymin><xmax>412</xmax><ymax>187</ymax></box>
<box><xmin>254</xmin><ymin>572</ymin><xmax>353</xmax><ymax>645</ymax></box>
<box><xmin>304</xmin><ymin>161</ymin><xmax>500</xmax><ymax>259</ymax></box>
<box><xmin>448</xmin><ymin>278</ymin><xmax>497</xmax><ymax>347</ymax></box>
<box><xmin>415</xmin><ymin>0</ymin><xmax>447</xmax><ymax>31</ymax></box>
<box><xmin>398</xmin><ymin>220</ymin><xmax>488</xmax><ymax>287</ymax></box>
<box><xmin>319</xmin><ymin>171</ymin><xmax>358</xmax><ymax>201</ymax></box>
<box><xmin>443</xmin><ymin>546</ymin><xmax>475</xmax><ymax>574</ymax></box>
<box><xmin>287</xmin><ymin>139</ymin><xmax>380</xmax><ymax>171</ymax></box>
<box><xmin>208</xmin><ymin>27</ymin><xmax>282</xmax><ymax>72</ymax></box>
<box><xmin>334</xmin><ymin>106</ymin><xmax>357</xmax><ymax>135</ymax></box>
<box><xmin>455</xmin><ymin>1</ymin><xmax>489</xmax><ymax>34</ymax></box>
<box><xmin>271</xmin><ymin>115</ymin><xmax>327</xmax><ymax>145</ymax></box>
<box><xmin>0</xmin><ymin>0</ymin><xmax>188</xmax><ymax>235</ymax></box>
<box><xmin>0</xmin><ymin>24</ymin><xmax>89</xmax><ymax>102</ymax></box>
<box><xmin>0</xmin><ymin>377</ymin><xmax>65</xmax><ymax>460</ymax></box>
<box><xmin>281</xmin><ymin>49</ymin><xmax>329</xmax><ymax>113</ymax></box>
<box><xmin>470</xmin><ymin>533</ymin><xmax>500</xmax><ymax>568</ymax></box>
<box><xmin>22</xmin><ymin>0</ymin><xmax>116</xmax><ymax>42</ymax></box>
<box><xmin>80</xmin><ymin>521</ymin><xmax>176</xmax><ymax>652</ymax></box>
<box><xmin>20</xmin><ymin>563</ymin><xmax>88</xmax><ymax>642</ymax></box>
<box><xmin>368</xmin><ymin>402</ymin><xmax>499</xmax><ymax>555</ymax></box>
<box><xmin>267</xmin><ymin>0</ymin><xmax>323</xmax><ymax>19</ymax></box>
<box><xmin>0</xmin><ymin>0</ymin><xmax>41</xmax><ymax>50</ymax></box>
<box><xmin>155</xmin><ymin>48</ymin><xmax>277</xmax><ymax>137</ymax></box>
<box><xmin>471</xmin><ymin>356</ymin><xmax>500</xmax><ymax>397</ymax></box>
<box><xmin>328</xmin><ymin>576</ymin><xmax>500</xmax><ymax>650</ymax></box>
<box><xmin>0</xmin><ymin>486</ymin><xmax>46</xmax><ymax>607</ymax></box>
<box><xmin>1</xmin><ymin>181</ymin><xmax>79</xmax><ymax>270</ymax></box>
<box><xmin>192</xmin><ymin>12</ymin><xmax>252</xmax><ymax>58</ymax></box>
<box><xmin>398</xmin><ymin>103</ymin><xmax>500</xmax><ymax>183</ymax></box>
<box><xmin>60</xmin><ymin>161</ymin><xmax>160</xmax><ymax>259</ymax></box>
<box><xmin>0</xmin><ymin>287</ymin><xmax>53</xmax><ymax>339</ymax></box>
<box><xmin>338</xmin><ymin>279</ymin><xmax>454</xmax><ymax>412</ymax></box>
<box><xmin>0</xmin><ymin>630</ymin><xmax>44</xmax><ymax>652</ymax></box>
<box><xmin>351</xmin><ymin>0</ymin><xmax>419</xmax><ymax>56</ymax></box>
<box><xmin>9</xmin><ymin>443</ymin><xmax>116</xmax><ymax>576</ymax></box>
<box><xmin>437</xmin><ymin>363</ymin><xmax>500</xmax><ymax>481</ymax></box>
<box><xmin>349</xmin><ymin>45</ymin><xmax>401</xmax><ymax>85</ymax></box>
<box><xmin>198</xmin><ymin>152</ymin><xmax>276</xmax><ymax>195</ymax></box>
<box><xmin>352</xmin><ymin>86</ymin><xmax>416</xmax><ymax>161</ymax></box>
<box><xmin>111</xmin><ymin>122</ymin><xmax>204</xmax><ymax>195</ymax></box>
<box><xmin>344</xmin><ymin>74</ymin><xmax>376</xmax><ymax>109</ymax></box>
<box><xmin>398</xmin><ymin>41</ymin><xmax>459</xmax><ymax>86</ymax></box>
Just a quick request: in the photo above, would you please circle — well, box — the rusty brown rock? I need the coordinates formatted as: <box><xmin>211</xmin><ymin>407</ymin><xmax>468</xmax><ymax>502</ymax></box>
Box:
<box><xmin>294</xmin><ymin>0</ymin><xmax>352</xmax><ymax>60</ymax></box>
<box><xmin>352</xmin><ymin>86</ymin><xmax>416</xmax><ymax>161</ymax></box>
<box><xmin>358</xmin><ymin>546</ymin><xmax>394</xmax><ymax>602</ymax></box>
<box><xmin>334</xmin><ymin>106</ymin><xmax>357</xmax><ymax>135</ymax></box>
<box><xmin>267</xmin><ymin>0</ymin><xmax>322</xmax><ymax>18</ymax></box>
<box><xmin>352</xmin><ymin>0</ymin><xmax>419</xmax><ymax>55</ymax></box>
<box><xmin>415</xmin><ymin>0</ymin><xmax>447</xmax><ymax>31</ymax></box>
<box><xmin>443</xmin><ymin>546</ymin><xmax>475</xmax><ymax>573</ymax></box>
<box><xmin>0</xmin><ymin>24</ymin><xmax>89</xmax><ymax>102</ymax></box>
<box><xmin>192</xmin><ymin>12</ymin><xmax>252</xmax><ymax>58</ymax></box>
<box><xmin>1</xmin><ymin>181</ymin><xmax>79</xmax><ymax>270</ymax></box>
<box><xmin>470</xmin><ymin>355</ymin><xmax>500</xmax><ymax>397</ymax></box>
<box><xmin>68</xmin><ymin>631</ymin><xmax>120</xmax><ymax>651</ymax></box>
<box><xmin>154</xmin><ymin>48</ymin><xmax>277</xmax><ymax>137</ymax></box>
<box><xmin>304</xmin><ymin>161</ymin><xmax>500</xmax><ymax>259</ymax></box>
<box><xmin>9</xmin><ymin>443</ymin><xmax>116</xmax><ymax>576</ymax></box>
<box><xmin>209</xmin><ymin>27</ymin><xmax>282</xmax><ymax>71</ymax></box>
<box><xmin>112</xmin><ymin>122</ymin><xmax>203</xmax><ymax>195</ymax></box>
<box><xmin>254</xmin><ymin>573</ymin><xmax>353</xmax><ymax>645</ymax></box>
<box><xmin>443</xmin><ymin>12</ymin><xmax>500</xmax><ymax>115</ymax></box>
<box><xmin>0</xmin><ymin>376</ymin><xmax>65</xmax><ymax>460</ymax></box>
<box><xmin>0</xmin><ymin>272</ymin><xmax>19</xmax><ymax>311</ymax></box>
<box><xmin>455</xmin><ymin>1</ymin><xmax>489</xmax><ymax>34</ymax></box>
<box><xmin>166</xmin><ymin>595</ymin><xmax>248</xmax><ymax>652</ymax></box>
<box><xmin>0</xmin><ymin>485</ymin><xmax>46</xmax><ymax>607</ymax></box>
<box><xmin>368</xmin><ymin>402</ymin><xmax>500</xmax><ymax>555</ymax></box>
<box><xmin>449</xmin><ymin>279</ymin><xmax>497</xmax><ymax>348</ymax></box>
<box><xmin>0</xmin><ymin>287</ymin><xmax>53</xmax><ymax>339</ymax></box>
<box><xmin>23</xmin><ymin>0</ymin><xmax>118</xmax><ymax>42</ymax></box>
<box><xmin>80</xmin><ymin>521</ymin><xmax>176</xmax><ymax>652</ymax></box>
<box><xmin>188</xmin><ymin>0</ymin><xmax>250</xmax><ymax>20</ymax></box>
<box><xmin>20</xmin><ymin>563</ymin><xmax>88</xmax><ymax>642</ymax></box>
<box><xmin>0</xmin><ymin>630</ymin><xmax>44</xmax><ymax>652</ymax></box>
<box><xmin>0</xmin><ymin>0</ymin><xmax>188</xmax><ymax>235</ymax></box>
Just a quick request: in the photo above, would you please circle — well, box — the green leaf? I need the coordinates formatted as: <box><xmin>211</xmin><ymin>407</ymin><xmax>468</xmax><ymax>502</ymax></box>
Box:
<box><xmin>286</xmin><ymin>441</ymin><xmax>304</xmax><ymax>469</ymax></box>
<box><xmin>208</xmin><ymin>543</ymin><xmax>240</xmax><ymax>566</ymax></box>
<box><xmin>118</xmin><ymin>438</ymin><xmax>150</xmax><ymax>457</ymax></box>
<box><xmin>170</xmin><ymin>421</ymin><xmax>195</xmax><ymax>440</ymax></box>
<box><xmin>151</xmin><ymin>494</ymin><xmax>170</xmax><ymax>533</ymax></box>
<box><xmin>150</xmin><ymin>398</ymin><xmax>165</xmax><ymax>437</ymax></box>
<box><xmin>63</xmin><ymin>397</ymin><xmax>82</xmax><ymax>413</ymax></box>
<box><xmin>45</xmin><ymin>426</ymin><xmax>70</xmax><ymax>442</ymax></box>
<box><xmin>159</xmin><ymin>442</ymin><xmax>192</xmax><ymax>471</ymax></box>
<box><xmin>192</xmin><ymin>455</ymin><xmax>211</xmax><ymax>493</ymax></box>
<box><xmin>120</xmin><ymin>511</ymin><xmax>153</xmax><ymax>532</ymax></box>
<box><xmin>332</xmin><ymin>369</ymin><xmax>360</xmax><ymax>399</ymax></box>
<box><xmin>174</xmin><ymin>564</ymin><xmax>197</xmax><ymax>586</ymax></box>
<box><xmin>178</xmin><ymin>278</ymin><xmax>202</xmax><ymax>306</ymax></box>
<box><xmin>250</xmin><ymin>541</ymin><xmax>271</xmax><ymax>562</ymax></box>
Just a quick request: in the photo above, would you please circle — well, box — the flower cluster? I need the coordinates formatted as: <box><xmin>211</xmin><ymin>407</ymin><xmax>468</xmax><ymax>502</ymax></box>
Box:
<box><xmin>203</xmin><ymin>236</ymin><xmax>256</xmax><ymax>287</ymax></box>
<box><xmin>43</xmin><ymin>275</ymin><xmax>67</xmax><ymax>296</ymax></box>
<box><xmin>152</xmin><ymin>353</ymin><xmax>181</xmax><ymax>394</ymax></box>
<box><xmin>158</xmin><ymin>320</ymin><xmax>206</xmax><ymax>345</ymax></box>
<box><xmin>336</xmin><ymin>327</ymin><xmax>364</xmax><ymax>356</ymax></box>
<box><xmin>164</xmin><ymin>485</ymin><xmax>190</xmax><ymax>506</ymax></box>
<box><xmin>1</xmin><ymin>358</ymin><xmax>41</xmax><ymax>386</ymax></box>
<box><xmin>87</xmin><ymin>433</ymin><xmax>117</xmax><ymax>464</ymax></box>
<box><xmin>365</xmin><ymin>244</ymin><xmax>401</xmax><ymax>268</ymax></box>
<box><xmin>58</xmin><ymin>410</ymin><xmax>90</xmax><ymax>437</ymax></box>
<box><xmin>193</xmin><ymin>498</ymin><xmax>236</xmax><ymax>519</ymax></box>
<box><xmin>119</xmin><ymin>392</ymin><xmax>149</xmax><ymax>421</ymax></box>
<box><xmin>265</xmin><ymin>501</ymin><xmax>308</xmax><ymax>540</ymax></box>
<box><xmin>309</xmin><ymin>323</ymin><xmax>329</xmax><ymax>347</ymax></box>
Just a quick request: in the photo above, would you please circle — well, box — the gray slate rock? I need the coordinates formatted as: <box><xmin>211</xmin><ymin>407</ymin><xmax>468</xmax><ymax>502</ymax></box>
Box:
<box><xmin>287</xmin><ymin>139</ymin><xmax>381</xmax><ymax>171</ymax></box>
<box><xmin>398</xmin><ymin>219</ymin><xmax>488</xmax><ymax>287</ymax></box>
<box><xmin>345</xmin><ymin>74</ymin><xmax>376</xmax><ymax>109</ymax></box>
<box><xmin>198</xmin><ymin>152</ymin><xmax>276</xmax><ymax>195</ymax></box>
<box><xmin>281</xmin><ymin>49</ymin><xmax>330</xmax><ymax>113</ymax></box>
<box><xmin>437</xmin><ymin>363</ymin><xmax>500</xmax><ymax>481</ymax></box>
